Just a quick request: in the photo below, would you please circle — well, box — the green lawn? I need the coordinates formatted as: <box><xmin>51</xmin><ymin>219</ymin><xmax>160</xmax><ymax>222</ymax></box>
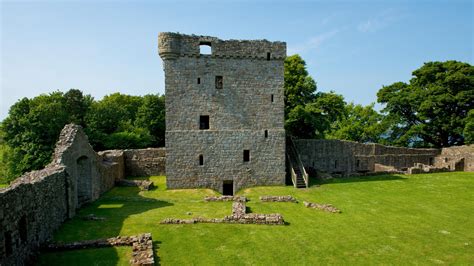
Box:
<box><xmin>38</xmin><ymin>172</ymin><xmax>474</xmax><ymax>265</ymax></box>
<box><xmin>0</xmin><ymin>183</ymin><xmax>7</xmax><ymax>188</ymax></box>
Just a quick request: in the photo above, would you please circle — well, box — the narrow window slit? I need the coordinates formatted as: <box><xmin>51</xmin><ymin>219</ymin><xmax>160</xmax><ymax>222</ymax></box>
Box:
<box><xmin>199</xmin><ymin>115</ymin><xmax>209</xmax><ymax>130</ymax></box>
<box><xmin>267</xmin><ymin>52</ymin><xmax>271</xmax><ymax>60</ymax></box>
<box><xmin>199</xmin><ymin>155</ymin><xmax>204</xmax><ymax>166</ymax></box>
<box><xmin>243</xmin><ymin>150</ymin><xmax>250</xmax><ymax>162</ymax></box>
<box><xmin>264</xmin><ymin>130</ymin><xmax>268</xmax><ymax>138</ymax></box>
<box><xmin>215</xmin><ymin>76</ymin><xmax>223</xmax><ymax>89</ymax></box>
<box><xmin>197</xmin><ymin>78</ymin><xmax>201</xmax><ymax>84</ymax></box>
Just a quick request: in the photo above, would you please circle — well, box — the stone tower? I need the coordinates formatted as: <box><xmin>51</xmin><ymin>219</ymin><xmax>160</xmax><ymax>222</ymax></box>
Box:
<box><xmin>158</xmin><ymin>32</ymin><xmax>286</xmax><ymax>195</ymax></box>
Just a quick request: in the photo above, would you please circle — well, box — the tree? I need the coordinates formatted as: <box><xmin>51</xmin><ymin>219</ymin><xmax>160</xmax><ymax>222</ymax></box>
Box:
<box><xmin>284</xmin><ymin>55</ymin><xmax>347</xmax><ymax>138</ymax></box>
<box><xmin>85</xmin><ymin>93</ymin><xmax>143</xmax><ymax>150</ymax></box>
<box><xmin>377</xmin><ymin>61</ymin><xmax>474</xmax><ymax>147</ymax></box>
<box><xmin>326</xmin><ymin>103</ymin><xmax>387</xmax><ymax>143</ymax></box>
<box><xmin>135</xmin><ymin>94</ymin><xmax>166</xmax><ymax>147</ymax></box>
<box><xmin>1</xmin><ymin>91</ymin><xmax>82</xmax><ymax>177</ymax></box>
<box><xmin>464</xmin><ymin>109</ymin><xmax>474</xmax><ymax>144</ymax></box>
<box><xmin>284</xmin><ymin>55</ymin><xmax>317</xmax><ymax>116</ymax></box>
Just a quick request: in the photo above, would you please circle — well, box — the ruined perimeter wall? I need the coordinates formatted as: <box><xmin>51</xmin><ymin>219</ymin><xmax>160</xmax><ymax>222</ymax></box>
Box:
<box><xmin>159</xmin><ymin>32</ymin><xmax>286</xmax><ymax>193</ymax></box>
<box><xmin>0</xmin><ymin>124</ymin><xmax>121</xmax><ymax>265</ymax></box>
<box><xmin>123</xmin><ymin>148</ymin><xmax>165</xmax><ymax>177</ymax></box>
<box><xmin>294</xmin><ymin>139</ymin><xmax>473</xmax><ymax>175</ymax></box>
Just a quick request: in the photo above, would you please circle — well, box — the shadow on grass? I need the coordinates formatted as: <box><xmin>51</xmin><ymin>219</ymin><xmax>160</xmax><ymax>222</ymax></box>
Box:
<box><xmin>38</xmin><ymin>185</ymin><xmax>171</xmax><ymax>265</ymax></box>
<box><xmin>308</xmin><ymin>174</ymin><xmax>407</xmax><ymax>187</ymax></box>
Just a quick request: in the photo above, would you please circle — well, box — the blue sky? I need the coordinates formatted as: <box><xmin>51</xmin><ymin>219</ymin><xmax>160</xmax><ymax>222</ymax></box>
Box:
<box><xmin>1</xmin><ymin>0</ymin><xmax>472</xmax><ymax>120</ymax></box>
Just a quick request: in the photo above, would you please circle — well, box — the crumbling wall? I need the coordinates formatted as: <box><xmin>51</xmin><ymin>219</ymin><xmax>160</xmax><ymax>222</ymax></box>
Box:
<box><xmin>0</xmin><ymin>167</ymin><xmax>68</xmax><ymax>265</ymax></box>
<box><xmin>294</xmin><ymin>139</ymin><xmax>441</xmax><ymax>176</ymax></box>
<box><xmin>0</xmin><ymin>124</ymin><xmax>123</xmax><ymax>265</ymax></box>
<box><xmin>97</xmin><ymin>150</ymin><xmax>125</xmax><ymax>190</ymax></box>
<box><xmin>123</xmin><ymin>148</ymin><xmax>165</xmax><ymax>177</ymax></box>
<box><xmin>434</xmin><ymin>145</ymin><xmax>474</xmax><ymax>171</ymax></box>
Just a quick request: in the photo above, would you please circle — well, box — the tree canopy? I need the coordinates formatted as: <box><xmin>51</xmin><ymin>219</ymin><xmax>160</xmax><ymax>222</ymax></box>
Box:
<box><xmin>377</xmin><ymin>61</ymin><xmax>474</xmax><ymax>147</ymax></box>
<box><xmin>0</xmin><ymin>90</ymin><xmax>165</xmax><ymax>181</ymax></box>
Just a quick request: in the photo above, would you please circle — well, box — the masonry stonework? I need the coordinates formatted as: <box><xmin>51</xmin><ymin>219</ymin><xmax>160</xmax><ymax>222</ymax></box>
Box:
<box><xmin>159</xmin><ymin>32</ymin><xmax>287</xmax><ymax>194</ymax></box>
<box><xmin>0</xmin><ymin>124</ymin><xmax>122</xmax><ymax>265</ymax></box>
<box><xmin>294</xmin><ymin>139</ymin><xmax>473</xmax><ymax>176</ymax></box>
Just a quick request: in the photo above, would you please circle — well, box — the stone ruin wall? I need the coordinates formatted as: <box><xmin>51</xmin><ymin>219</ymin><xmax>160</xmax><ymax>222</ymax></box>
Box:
<box><xmin>123</xmin><ymin>148</ymin><xmax>165</xmax><ymax>177</ymax></box>
<box><xmin>0</xmin><ymin>124</ymin><xmax>167</xmax><ymax>265</ymax></box>
<box><xmin>294</xmin><ymin>139</ymin><xmax>473</xmax><ymax>176</ymax></box>
<box><xmin>0</xmin><ymin>124</ymin><xmax>122</xmax><ymax>265</ymax></box>
<box><xmin>159</xmin><ymin>32</ymin><xmax>286</xmax><ymax>194</ymax></box>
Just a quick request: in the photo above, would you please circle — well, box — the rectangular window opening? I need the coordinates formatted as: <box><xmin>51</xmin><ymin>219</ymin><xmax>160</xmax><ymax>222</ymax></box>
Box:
<box><xmin>223</xmin><ymin>181</ymin><xmax>233</xmax><ymax>196</ymax></box>
<box><xmin>5</xmin><ymin>231</ymin><xmax>12</xmax><ymax>256</ymax></box>
<box><xmin>267</xmin><ymin>52</ymin><xmax>271</xmax><ymax>60</ymax></box>
<box><xmin>215</xmin><ymin>76</ymin><xmax>223</xmax><ymax>89</ymax></box>
<box><xmin>271</xmin><ymin>94</ymin><xmax>274</xmax><ymax>103</ymax></box>
<box><xmin>356</xmin><ymin>160</ymin><xmax>360</xmax><ymax>168</ymax></box>
<box><xmin>199</xmin><ymin>115</ymin><xmax>209</xmax><ymax>130</ymax></box>
<box><xmin>243</xmin><ymin>150</ymin><xmax>250</xmax><ymax>162</ymax></box>
<box><xmin>264</xmin><ymin>130</ymin><xmax>268</xmax><ymax>138</ymax></box>
<box><xmin>19</xmin><ymin>216</ymin><xmax>27</xmax><ymax>244</ymax></box>
<box><xmin>334</xmin><ymin>160</ymin><xmax>338</xmax><ymax>169</ymax></box>
<box><xmin>197</xmin><ymin>77</ymin><xmax>201</xmax><ymax>84</ymax></box>
<box><xmin>199</xmin><ymin>155</ymin><xmax>204</xmax><ymax>166</ymax></box>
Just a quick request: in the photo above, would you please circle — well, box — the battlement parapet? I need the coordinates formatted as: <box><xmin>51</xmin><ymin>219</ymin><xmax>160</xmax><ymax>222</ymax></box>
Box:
<box><xmin>158</xmin><ymin>32</ymin><xmax>286</xmax><ymax>60</ymax></box>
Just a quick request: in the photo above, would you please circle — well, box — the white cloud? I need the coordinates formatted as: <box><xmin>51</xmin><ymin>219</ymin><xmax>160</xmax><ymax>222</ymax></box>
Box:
<box><xmin>288</xmin><ymin>28</ymin><xmax>343</xmax><ymax>55</ymax></box>
<box><xmin>357</xmin><ymin>9</ymin><xmax>401</xmax><ymax>33</ymax></box>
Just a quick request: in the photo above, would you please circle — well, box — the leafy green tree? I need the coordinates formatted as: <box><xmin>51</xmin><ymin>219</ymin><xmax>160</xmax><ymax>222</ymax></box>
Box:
<box><xmin>85</xmin><ymin>93</ymin><xmax>143</xmax><ymax>150</ymax></box>
<box><xmin>284</xmin><ymin>55</ymin><xmax>346</xmax><ymax>138</ymax></box>
<box><xmin>135</xmin><ymin>94</ymin><xmax>166</xmax><ymax>146</ymax></box>
<box><xmin>284</xmin><ymin>55</ymin><xmax>317</xmax><ymax>115</ymax></box>
<box><xmin>327</xmin><ymin>103</ymin><xmax>387</xmax><ymax>143</ymax></box>
<box><xmin>286</xmin><ymin>91</ymin><xmax>346</xmax><ymax>139</ymax></box>
<box><xmin>1</xmin><ymin>92</ymin><xmax>72</xmax><ymax>177</ymax></box>
<box><xmin>464</xmin><ymin>109</ymin><xmax>474</xmax><ymax>144</ymax></box>
<box><xmin>377</xmin><ymin>61</ymin><xmax>473</xmax><ymax>147</ymax></box>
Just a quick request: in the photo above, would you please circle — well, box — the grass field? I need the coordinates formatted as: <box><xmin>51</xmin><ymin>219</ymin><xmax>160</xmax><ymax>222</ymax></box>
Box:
<box><xmin>38</xmin><ymin>172</ymin><xmax>474</xmax><ymax>265</ymax></box>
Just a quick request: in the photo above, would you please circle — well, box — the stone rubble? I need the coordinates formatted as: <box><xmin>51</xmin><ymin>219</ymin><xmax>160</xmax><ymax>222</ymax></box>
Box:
<box><xmin>204</xmin><ymin>195</ymin><xmax>247</xmax><ymax>202</ymax></box>
<box><xmin>161</xmin><ymin>196</ymin><xmax>284</xmax><ymax>225</ymax></box>
<box><xmin>303</xmin><ymin>201</ymin><xmax>341</xmax><ymax>213</ymax></box>
<box><xmin>260</xmin><ymin>195</ymin><xmax>298</xmax><ymax>203</ymax></box>
<box><xmin>116</xmin><ymin>179</ymin><xmax>154</xmax><ymax>191</ymax></box>
<box><xmin>43</xmin><ymin>233</ymin><xmax>154</xmax><ymax>265</ymax></box>
<box><xmin>82</xmin><ymin>214</ymin><xmax>106</xmax><ymax>221</ymax></box>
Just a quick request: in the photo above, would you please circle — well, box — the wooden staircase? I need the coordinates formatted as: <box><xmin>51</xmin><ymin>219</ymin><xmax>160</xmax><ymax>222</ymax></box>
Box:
<box><xmin>286</xmin><ymin>138</ymin><xmax>309</xmax><ymax>188</ymax></box>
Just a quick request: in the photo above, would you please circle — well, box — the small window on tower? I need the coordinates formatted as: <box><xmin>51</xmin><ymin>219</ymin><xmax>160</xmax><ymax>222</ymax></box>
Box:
<box><xmin>271</xmin><ymin>94</ymin><xmax>274</xmax><ymax>103</ymax></box>
<box><xmin>199</xmin><ymin>155</ymin><xmax>204</xmax><ymax>166</ymax></box>
<box><xmin>200</xmin><ymin>115</ymin><xmax>209</xmax><ymax>130</ymax></box>
<box><xmin>199</xmin><ymin>42</ymin><xmax>212</xmax><ymax>55</ymax></box>
<box><xmin>197</xmin><ymin>77</ymin><xmax>201</xmax><ymax>84</ymax></box>
<box><xmin>264</xmin><ymin>130</ymin><xmax>268</xmax><ymax>138</ymax></box>
<box><xmin>215</xmin><ymin>76</ymin><xmax>223</xmax><ymax>89</ymax></box>
<box><xmin>267</xmin><ymin>52</ymin><xmax>271</xmax><ymax>60</ymax></box>
<box><xmin>243</xmin><ymin>150</ymin><xmax>250</xmax><ymax>162</ymax></box>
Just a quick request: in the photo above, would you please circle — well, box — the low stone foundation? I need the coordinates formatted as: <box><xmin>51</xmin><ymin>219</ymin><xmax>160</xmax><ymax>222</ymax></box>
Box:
<box><xmin>43</xmin><ymin>233</ymin><xmax>154</xmax><ymax>265</ymax></box>
<box><xmin>407</xmin><ymin>163</ymin><xmax>450</xmax><ymax>174</ymax></box>
<box><xmin>161</xmin><ymin>196</ymin><xmax>284</xmax><ymax>225</ymax></box>
<box><xmin>304</xmin><ymin>201</ymin><xmax>341</xmax><ymax>213</ymax></box>
<box><xmin>260</xmin><ymin>195</ymin><xmax>298</xmax><ymax>203</ymax></box>
<box><xmin>204</xmin><ymin>195</ymin><xmax>247</xmax><ymax>202</ymax></box>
